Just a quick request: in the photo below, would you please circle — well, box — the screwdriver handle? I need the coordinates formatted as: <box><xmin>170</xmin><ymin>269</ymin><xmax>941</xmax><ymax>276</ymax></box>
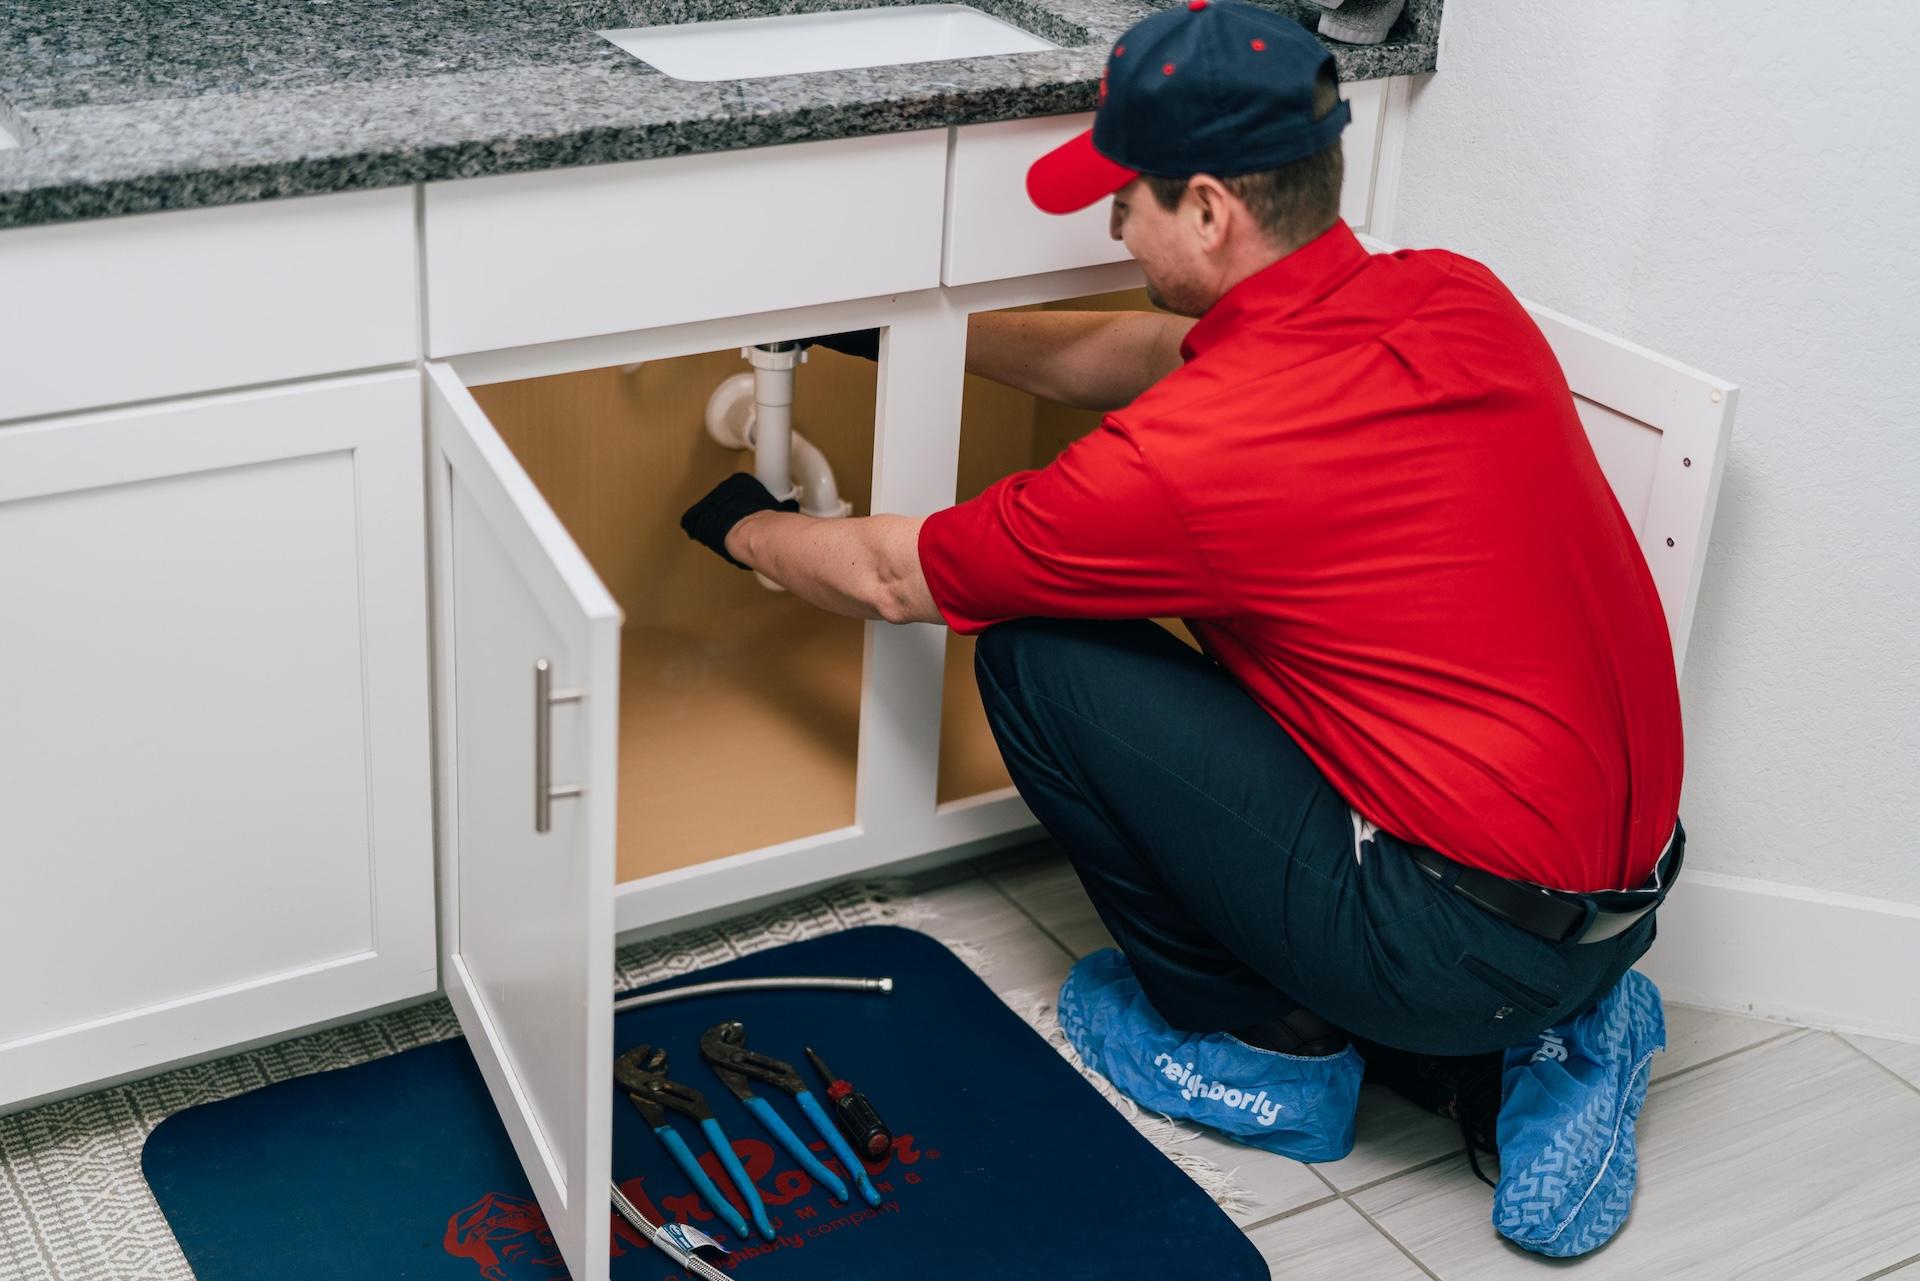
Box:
<box><xmin>823</xmin><ymin>1084</ymin><xmax>893</xmax><ymax>1159</ymax></box>
<box><xmin>804</xmin><ymin>1046</ymin><xmax>894</xmax><ymax>1159</ymax></box>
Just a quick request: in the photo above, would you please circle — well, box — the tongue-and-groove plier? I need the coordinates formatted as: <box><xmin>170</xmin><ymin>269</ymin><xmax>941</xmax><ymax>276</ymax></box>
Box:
<box><xmin>699</xmin><ymin>1021</ymin><xmax>884</xmax><ymax>1209</ymax></box>
<box><xmin>615</xmin><ymin>1044</ymin><xmax>777</xmax><ymax>1241</ymax></box>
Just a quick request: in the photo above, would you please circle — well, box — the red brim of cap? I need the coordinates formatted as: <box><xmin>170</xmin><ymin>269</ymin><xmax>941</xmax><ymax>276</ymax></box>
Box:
<box><xmin>1026</xmin><ymin>128</ymin><xmax>1139</xmax><ymax>215</ymax></box>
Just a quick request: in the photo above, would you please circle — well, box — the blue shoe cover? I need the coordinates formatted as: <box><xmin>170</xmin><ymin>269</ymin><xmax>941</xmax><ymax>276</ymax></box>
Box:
<box><xmin>1492</xmin><ymin>969</ymin><xmax>1666</xmax><ymax>1257</ymax></box>
<box><xmin>1057</xmin><ymin>949</ymin><xmax>1364</xmax><ymax>1162</ymax></box>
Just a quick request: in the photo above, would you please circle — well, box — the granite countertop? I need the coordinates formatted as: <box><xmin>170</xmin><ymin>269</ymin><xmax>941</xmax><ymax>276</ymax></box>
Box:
<box><xmin>0</xmin><ymin>0</ymin><xmax>1439</xmax><ymax>230</ymax></box>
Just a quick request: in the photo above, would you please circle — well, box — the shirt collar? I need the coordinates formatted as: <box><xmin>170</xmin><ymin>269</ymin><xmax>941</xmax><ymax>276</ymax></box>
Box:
<box><xmin>1179</xmin><ymin>219</ymin><xmax>1371</xmax><ymax>361</ymax></box>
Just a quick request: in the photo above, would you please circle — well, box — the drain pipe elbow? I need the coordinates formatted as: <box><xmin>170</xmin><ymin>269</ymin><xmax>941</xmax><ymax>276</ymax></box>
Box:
<box><xmin>788</xmin><ymin>430</ymin><xmax>853</xmax><ymax>519</ymax></box>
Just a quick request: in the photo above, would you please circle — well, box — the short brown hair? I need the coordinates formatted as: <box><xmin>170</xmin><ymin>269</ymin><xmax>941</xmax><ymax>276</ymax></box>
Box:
<box><xmin>1142</xmin><ymin>67</ymin><xmax>1345</xmax><ymax>249</ymax></box>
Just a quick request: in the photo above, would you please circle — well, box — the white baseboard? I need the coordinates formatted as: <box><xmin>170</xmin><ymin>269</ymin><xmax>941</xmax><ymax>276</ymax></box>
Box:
<box><xmin>1633</xmin><ymin>869</ymin><xmax>1920</xmax><ymax>1044</ymax></box>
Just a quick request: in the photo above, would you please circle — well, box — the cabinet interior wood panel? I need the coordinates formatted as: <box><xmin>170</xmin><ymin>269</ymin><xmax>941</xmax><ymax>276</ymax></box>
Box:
<box><xmin>469</xmin><ymin>349</ymin><xmax>877</xmax><ymax>882</ymax></box>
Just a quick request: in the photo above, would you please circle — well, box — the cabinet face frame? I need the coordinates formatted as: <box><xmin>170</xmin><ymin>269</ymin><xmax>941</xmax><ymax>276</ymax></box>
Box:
<box><xmin>436</xmin><ymin>289</ymin><xmax>1047</xmax><ymax>939</ymax></box>
<box><xmin>437</xmin><ymin>286</ymin><xmax>1160</xmax><ymax>906</ymax></box>
<box><xmin>0</xmin><ymin>371</ymin><xmax>435</xmax><ymax>1111</ymax></box>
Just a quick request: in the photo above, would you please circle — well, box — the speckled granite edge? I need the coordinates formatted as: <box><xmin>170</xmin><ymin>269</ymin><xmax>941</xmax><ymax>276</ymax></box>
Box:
<box><xmin>0</xmin><ymin>0</ymin><xmax>1440</xmax><ymax>230</ymax></box>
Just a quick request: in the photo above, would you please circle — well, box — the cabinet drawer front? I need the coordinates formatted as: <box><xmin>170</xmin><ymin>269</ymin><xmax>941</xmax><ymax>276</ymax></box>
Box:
<box><xmin>423</xmin><ymin>131</ymin><xmax>948</xmax><ymax>357</ymax></box>
<box><xmin>942</xmin><ymin>114</ymin><xmax>1131</xmax><ymax>287</ymax></box>
<box><xmin>0</xmin><ymin>188</ymin><xmax>418</xmax><ymax>424</ymax></box>
<box><xmin>942</xmin><ymin>80</ymin><xmax>1386</xmax><ymax>287</ymax></box>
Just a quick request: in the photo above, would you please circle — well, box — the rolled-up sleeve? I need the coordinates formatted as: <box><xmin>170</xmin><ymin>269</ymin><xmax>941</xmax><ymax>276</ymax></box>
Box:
<box><xmin>917</xmin><ymin>414</ymin><xmax>1222</xmax><ymax>634</ymax></box>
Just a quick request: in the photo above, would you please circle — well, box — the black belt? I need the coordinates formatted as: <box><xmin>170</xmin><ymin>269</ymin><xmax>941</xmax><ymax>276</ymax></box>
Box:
<box><xmin>1408</xmin><ymin>826</ymin><xmax>1682</xmax><ymax>945</ymax></box>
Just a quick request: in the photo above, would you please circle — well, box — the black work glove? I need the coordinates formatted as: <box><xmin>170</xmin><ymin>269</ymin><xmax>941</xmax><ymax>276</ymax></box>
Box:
<box><xmin>680</xmin><ymin>473</ymin><xmax>799</xmax><ymax>568</ymax></box>
<box><xmin>805</xmin><ymin>329</ymin><xmax>881</xmax><ymax>362</ymax></box>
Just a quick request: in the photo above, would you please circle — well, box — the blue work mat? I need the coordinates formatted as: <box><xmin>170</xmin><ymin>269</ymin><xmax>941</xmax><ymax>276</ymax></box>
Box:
<box><xmin>144</xmin><ymin>925</ymin><xmax>1267</xmax><ymax>1279</ymax></box>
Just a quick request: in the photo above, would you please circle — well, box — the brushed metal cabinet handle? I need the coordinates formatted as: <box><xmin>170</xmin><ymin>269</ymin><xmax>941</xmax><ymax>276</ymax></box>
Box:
<box><xmin>534</xmin><ymin>658</ymin><xmax>584</xmax><ymax>833</ymax></box>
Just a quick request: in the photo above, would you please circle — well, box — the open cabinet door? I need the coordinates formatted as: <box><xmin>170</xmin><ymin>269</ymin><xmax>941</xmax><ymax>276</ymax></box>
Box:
<box><xmin>426</xmin><ymin>362</ymin><xmax>620</xmax><ymax>1281</ymax></box>
<box><xmin>1520</xmin><ymin>303</ymin><xmax>1737</xmax><ymax>673</ymax></box>
<box><xmin>1356</xmin><ymin>236</ymin><xmax>1737</xmax><ymax>673</ymax></box>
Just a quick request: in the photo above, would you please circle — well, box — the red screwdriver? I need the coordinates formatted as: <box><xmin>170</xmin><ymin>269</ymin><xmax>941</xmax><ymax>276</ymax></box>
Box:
<box><xmin>803</xmin><ymin>1047</ymin><xmax>893</xmax><ymax>1159</ymax></box>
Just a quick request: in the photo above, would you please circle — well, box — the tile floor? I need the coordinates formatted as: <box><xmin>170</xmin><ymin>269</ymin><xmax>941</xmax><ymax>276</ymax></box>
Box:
<box><xmin>942</xmin><ymin>842</ymin><xmax>1920</xmax><ymax>1281</ymax></box>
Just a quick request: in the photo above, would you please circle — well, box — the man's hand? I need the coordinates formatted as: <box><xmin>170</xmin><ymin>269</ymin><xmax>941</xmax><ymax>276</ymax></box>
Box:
<box><xmin>680</xmin><ymin>473</ymin><xmax>797</xmax><ymax>568</ymax></box>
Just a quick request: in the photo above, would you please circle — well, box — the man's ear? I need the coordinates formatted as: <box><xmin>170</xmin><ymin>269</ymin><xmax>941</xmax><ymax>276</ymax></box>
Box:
<box><xmin>1185</xmin><ymin>175</ymin><xmax>1235</xmax><ymax>252</ymax></box>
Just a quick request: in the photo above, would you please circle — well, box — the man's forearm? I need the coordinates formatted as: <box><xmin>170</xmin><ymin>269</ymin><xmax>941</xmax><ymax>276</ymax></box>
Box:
<box><xmin>966</xmin><ymin>310</ymin><xmax>1194</xmax><ymax>412</ymax></box>
<box><xmin>726</xmin><ymin>511</ymin><xmax>941</xmax><ymax>626</ymax></box>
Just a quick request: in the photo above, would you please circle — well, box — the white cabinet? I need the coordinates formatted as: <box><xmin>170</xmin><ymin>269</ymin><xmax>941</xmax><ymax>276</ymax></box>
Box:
<box><xmin>3</xmin><ymin>80</ymin><xmax>1742</xmax><ymax>1281</ymax></box>
<box><xmin>0</xmin><ymin>371</ymin><xmax>436</xmax><ymax>1109</ymax></box>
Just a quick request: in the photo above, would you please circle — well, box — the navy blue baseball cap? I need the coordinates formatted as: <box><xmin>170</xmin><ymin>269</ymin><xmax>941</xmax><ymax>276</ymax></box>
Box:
<box><xmin>1028</xmin><ymin>0</ymin><xmax>1350</xmax><ymax>214</ymax></box>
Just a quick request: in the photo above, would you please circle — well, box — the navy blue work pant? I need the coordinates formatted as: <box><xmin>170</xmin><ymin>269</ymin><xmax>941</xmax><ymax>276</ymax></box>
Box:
<box><xmin>974</xmin><ymin>617</ymin><xmax>1663</xmax><ymax>1058</ymax></box>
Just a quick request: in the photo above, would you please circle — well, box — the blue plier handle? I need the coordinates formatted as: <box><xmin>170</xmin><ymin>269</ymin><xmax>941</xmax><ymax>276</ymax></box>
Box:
<box><xmin>796</xmin><ymin>1090</ymin><xmax>884</xmax><ymax>1208</ymax></box>
<box><xmin>616</xmin><ymin>1044</ymin><xmax>778</xmax><ymax>1242</ymax></box>
<box><xmin>652</xmin><ymin>1124</ymin><xmax>750</xmax><ymax>1239</ymax></box>
<box><xmin>741</xmin><ymin>1095</ymin><xmax>851</xmax><ymax>1203</ymax></box>
<box><xmin>701</xmin><ymin>1022</ymin><xmax>885</xmax><ymax>1210</ymax></box>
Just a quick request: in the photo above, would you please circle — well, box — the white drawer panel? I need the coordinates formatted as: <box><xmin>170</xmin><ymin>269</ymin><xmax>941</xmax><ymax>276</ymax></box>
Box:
<box><xmin>0</xmin><ymin>188</ymin><xmax>418</xmax><ymax>423</ymax></box>
<box><xmin>423</xmin><ymin>130</ymin><xmax>948</xmax><ymax>356</ymax></box>
<box><xmin>943</xmin><ymin>113</ymin><xmax>1132</xmax><ymax>288</ymax></box>
<box><xmin>943</xmin><ymin>78</ymin><xmax>1387</xmax><ymax>287</ymax></box>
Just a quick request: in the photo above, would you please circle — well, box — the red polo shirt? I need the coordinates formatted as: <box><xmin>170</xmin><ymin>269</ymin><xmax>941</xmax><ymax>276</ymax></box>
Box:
<box><xmin>918</xmin><ymin>221</ymin><xmax>1682</xmax><ymax>893</ymax></box>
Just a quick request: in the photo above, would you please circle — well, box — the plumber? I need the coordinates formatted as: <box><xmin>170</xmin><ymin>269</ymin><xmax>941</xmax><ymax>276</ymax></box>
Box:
<box><xmin>680</xmin><ymin>0</ymin><xmax>1682</xmax><ymax>1257</ymax></box>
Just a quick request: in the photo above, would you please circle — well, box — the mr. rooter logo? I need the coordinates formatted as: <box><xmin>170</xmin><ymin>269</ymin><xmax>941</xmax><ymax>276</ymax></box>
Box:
<box><xmin>445</xmin><ymin>1132</ymin><xmax>939</xmax><ymax>1279</ymax></box>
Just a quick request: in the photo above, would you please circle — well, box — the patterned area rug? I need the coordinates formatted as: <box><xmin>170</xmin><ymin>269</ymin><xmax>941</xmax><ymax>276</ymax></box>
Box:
<box><xmin>0</xmin><ymin>878</ymin><xmax>905</xmax><ymax>1281</ymax></box>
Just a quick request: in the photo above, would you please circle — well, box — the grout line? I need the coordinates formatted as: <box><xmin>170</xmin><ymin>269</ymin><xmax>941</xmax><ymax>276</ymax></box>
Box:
<box><xmin>1309</xmin><ymin>1162</ymin><xmax>1341</xmax><ymax>1196</ymax></box>
<box><xmin>1329</xmin><ymin>1024</ymin><xmax>1822</xmax><ymax>1205</ymax></box>
<box><xmin>1835</xmin><ymin>1035</ymin><xmax>1920</xmax><ymax>1104</ymax></box>
<box><xmin>1332</xmin><ymin>1146</ymin><xmax>1476</xmax><ymax>1199</ymax></box>
<box><xmin>977</xmin><ymin>863</ymin><xmax>1082</xmax><ymax>962</ymax></box>
<box><xmin>1343</xmin><ymin>1193</ymin><xmax>1446</xmax><ymax>1281</ymax></box>
<box><xmin>1856</xmin><ymin>1249</ymin><xmax>1920</xmax><ymax>1281</ymax></box>
<box><xmin>1646</xmin><ymin>1025</ymin><xmax>1809</xmax><ymax>1092</ymax></box>
<box><xmin>1233</xmin><ymin>1190</ymin><xmax>1341</xmax><ymax>1235</ymax></box>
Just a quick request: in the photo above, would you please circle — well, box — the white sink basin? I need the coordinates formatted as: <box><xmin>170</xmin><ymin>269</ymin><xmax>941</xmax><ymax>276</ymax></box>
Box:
<box><xmin>599</xmin><ymin>4</ymin><xmax>1056</xmax><ymax>82</ymax></box>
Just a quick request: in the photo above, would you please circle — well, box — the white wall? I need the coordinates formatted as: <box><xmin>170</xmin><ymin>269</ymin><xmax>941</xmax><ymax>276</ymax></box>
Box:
<box><xmin>1384</xmin><ymin>2</ymin><xmax>1920</xmax><ymax>906</ymax></box>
